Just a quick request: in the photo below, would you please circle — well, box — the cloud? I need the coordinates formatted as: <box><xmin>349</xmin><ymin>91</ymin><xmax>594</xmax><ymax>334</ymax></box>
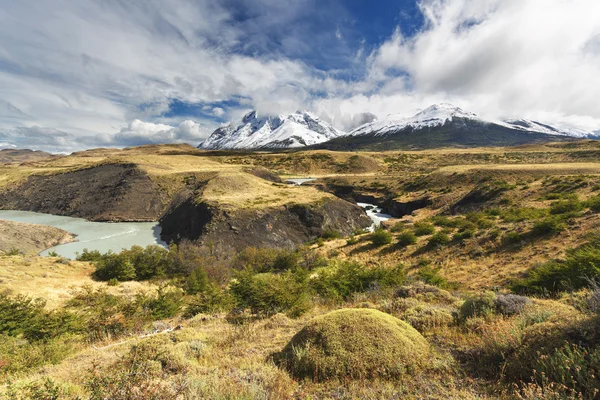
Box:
<box><xmin>0</xmin><ymin>126</ymin><xmax>76</xmax><ymax>152</ymax></box>
<box><xmin>0</xmin><ymin>0</ymin><xmax>599</xmax><ymax>150</ymax></box>
<box><xmin>320</xmin><ymin>0</ymin><xmax>600</xmax><ymax>131</ymax></box>
<box><xmin>83</xmin><ymin>119</ymin><xmax>210</xmax><ymax>148</ymax></box>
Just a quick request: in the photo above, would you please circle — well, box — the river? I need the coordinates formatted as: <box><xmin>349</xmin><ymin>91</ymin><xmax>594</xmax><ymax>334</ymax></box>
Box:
<box><xmin>357</xmin><ymin>202</ymin><xmax>393</xmax><ymax>231</ymax></box>
<box><xmin>0</xmin><ymin>210</ymin><xmax>167</xmax><ymax>259</ymax></box>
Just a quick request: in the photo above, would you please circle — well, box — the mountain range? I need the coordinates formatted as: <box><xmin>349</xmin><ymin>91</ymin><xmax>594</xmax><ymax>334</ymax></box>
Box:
<box><xmin>199</xmin><ymin>104</ymin><xmax>599</xmax><ymax>151</ymax></box>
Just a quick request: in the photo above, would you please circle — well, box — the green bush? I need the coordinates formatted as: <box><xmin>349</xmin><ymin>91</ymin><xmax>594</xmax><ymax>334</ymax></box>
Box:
<box><xmin>369</xmin><ymin>228</ymin><xmax>392</xmax><ymax>246</ymax></box>
<box><xmin>586</xmin><ymin>196</ymin><xmax>600</xmax><ymax>212</ymax></box>
<box><xmin>320</xmin><ymin>230</ymin><xmax>342</xmax><ymax>240</ymax></box>
<box><xmin>390</xmin><ymin>221</ymin><xmax>407</xmax><ymax>232</ymax></box>
<box><xmin>513</xmin><ymin>241</ymin><xmax>600</xmax><ymax>294</ymax></box>
<box><xmin>458</xmin><ymin>292</ymin><xmax>497</xmax><ymax>322</ymax></box>
<box><xmin>185</xmin><ymin>267</ymin><xmax>210</xmax><ymax>295</ymax></box>
<box><xmin>0</xmin><ymin>294</ymin><xmax>82</xmax><ymax>341</ymax></box>
<box><xmin>453</xmin><ymin>229</ymin><xmax>475</xmax><ymax>242</ymax></box>
<box><xmin>229</xmin><ymin>269</ymin><xmax>312</xmax><ymax>317</ymax></box>
<box><xmin>311</xmin><ymin>261</ymin><xmax>406</xmax><ymax>301</ymax></box>
<box><xmin>531</xmin><ymin>216</ymin><xmax>568</xmax><ymax>236</ymax></box>
<box><xmin>137</xmin><ymin>286</ymin><xmax>184</xmax><ymax>320</ymax></box>
<box><xmin>184</xmin><ymin>285</ymin><xmax>233</xmax><ymax>317</ymax></box>
<box><xmin>397</xmin><ymin>231</ymin><xmax>417</xmax><ymax>247</ymax></box>
<box><xmin>502</xmin><ymin>231</ymin><xmax>523</xmax><ymax>245</ymax></box>
<box><xmin>550</xmin><ymin>198</ymin><xmax>583</xmax><ymax>215</ymax></box>
<box><xmin>427</xmin><ymin>232</ymin><xmax>450</xmax><ymax>247</ymax></box>
<box><xmin>414</xmin><ymin>222</ymin><xmax>435</xmax><ymax>236</ymax></box>
<box><xmin>274</xmin><ymin>308</ymin><xmax>430</xmax><ymax>380</ymax></box>
<box><xmin>417</xmin><ymin>265</ymin><xmax>450</xmax><ymax>289</ymax></box>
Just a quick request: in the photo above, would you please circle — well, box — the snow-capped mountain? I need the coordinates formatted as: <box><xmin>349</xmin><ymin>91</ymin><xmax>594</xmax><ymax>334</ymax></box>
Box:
<box><xmin>199</xmin><ymin>111</ymin><xmax>343</xmax><ymax>150</ymax></box>
<box><xmin>350</xmin><ymin>103</ymin><xmax>597</xmax><ymax>138</ymax></box>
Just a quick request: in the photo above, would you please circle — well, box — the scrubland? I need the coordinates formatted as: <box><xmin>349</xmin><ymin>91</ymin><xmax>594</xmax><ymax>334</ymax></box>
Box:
<box><xmin>2</xmin><ymin>141</ymin><xmax>600</xmax><ymax>398</ymax></box>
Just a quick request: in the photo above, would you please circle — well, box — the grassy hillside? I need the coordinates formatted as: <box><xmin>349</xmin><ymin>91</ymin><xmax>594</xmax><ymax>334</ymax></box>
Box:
<box><xmin>2</xmin><ymin>141</ymin><xmax>600</xmax><ymax>398</ymax></box>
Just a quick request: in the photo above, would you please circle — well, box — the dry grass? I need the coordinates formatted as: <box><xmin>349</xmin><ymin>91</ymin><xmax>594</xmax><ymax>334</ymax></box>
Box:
<box><xmin>0</xmin><ymin>255</ymin><xmax>153</xmax><ymax>309</ymax></box>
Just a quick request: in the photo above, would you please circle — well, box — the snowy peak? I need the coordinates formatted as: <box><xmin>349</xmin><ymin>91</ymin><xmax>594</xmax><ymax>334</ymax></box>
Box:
<box><xmin>199</xmin><ymin>111</ymin><xmax>343</xmax><ymax>150</ymax></box>
<box><xmin>350</xmin><ymin>103</ymin><xmax>597</xmax><ymax>139</ymax></box>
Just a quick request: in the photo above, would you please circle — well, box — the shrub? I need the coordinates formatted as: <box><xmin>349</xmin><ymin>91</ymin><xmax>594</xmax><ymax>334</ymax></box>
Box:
<box><xmin>185</xmin><ymin>267</ymin><xmax>210</xmax><ymax>295</ymax></box>
<box><xmin>137</xmin><ymin>286</ymin><xmax>184</xmax><ymax>320</ymax></box>
<box><xmin>274</xmin><ymin>308</ymin><xmax>430</xmax><ymax>380</ymax></box>
<box><xmin>494</xmin><ymin>294</ymin><xmax>530</xmax><ymax>316</ymax></box>
<box><xmin>427</xmin><ymin>232</ymin><xmax>450</xmax><ymax>247</ymax></box>
<box><xmin>390</xmin><ymin>221</ymin><xmax>407</xmax><ymax>232</ymax></box>
<box><xmin>0</xmin><ymin>294</ymin><xmax>82</xmax><ymax>341</ymax></box>
<box><xmin>586</xmin><ymin>196</ymin><xmax>600</xmax><ymax>212</ymax></box>
<box><xmin>397</xmin><ymin>231</ymin><xmax>417</xmax><ymax>247</ymax></box>
<box><xmin>458</xmin><ymin>292</ymin><xmax>497</xmax><ymax>322</ymax></box>
<box><xmin>414</xmin><ymin>222</ymin><xmax>435</xmax><ymax>236</ymax></box>
<box><xmin>369</xmin><ymin>228</ymin><xmax>392</xmax><ymax>246</ymax></box>
<box><xmin>502</xmin><ymin>231</ymin><xmax>523</xmax><ymax>245</ymax></box>
<box><xmin>531</xmin><ymin>216</ymin><xmax>567</xmax><ymax>236</ymax></box>
<box><xmin>184</xmin><ymin>285</ymin><xmax>233</xmax><ymax>317</ymax></box>
<box><xmin>453</xmin><ymin>229</ymin><xmax>475</xmax><ymax>242</ymax></box>
<box><xmin>550</xmin><ymin>198</ymin><xmax>583</xmax><ymax>215</ymax></box>
<box><xmin>229</xmin><ymin>269</ymin><xmax>312</xmax><ymax>317</ymax></box>
<box><xmin>320</xmin><ymin>230</ymin><xmax>342</xmax><ymax>240</ymax></box>
<box><xmin>513</xmin><ymin>242</ymin><xmax>600</xmax><ymax>294</ymax></box>
<box><xmin>346</xmin><ymin>235</ymin><xmax>359</xmax><ymax>245</ymax></box>
<box><xmin>311</xmin><ymin>261</ymin><xmax>406</xmax><ymax>301</ymax></box>
<box><xmin>417</xmin><ymin>265</ymin><xmax>450</xmax><ymax>289</ymax></box>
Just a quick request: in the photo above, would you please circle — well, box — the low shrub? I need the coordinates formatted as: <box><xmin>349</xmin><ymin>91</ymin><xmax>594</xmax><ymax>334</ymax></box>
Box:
<box><xmin>453</xmin><ymin>229</ymin><xmax>475</xmax><ymax>242</ymax></box>
<box><xmin>414</xmin><ymin>222</ymin><xmax>435</xmax><ymax>236</ymax></box>
<box><xmin>550</xmin><ymin>198</ymin><xmax>583</xmax><ymax>215</ymax></box>
<box><xmin>184</xmin><ymin>285</ymin><xmax>233</xmax><ymax>317</ymax></box>
<box><xmin>311</xmin><ymin>261</ymin><xmax>406</xmax><ymax>301</ymax></box>
<box><xmin>494</xmin><ymin>294</ymin><xmax>530</xmax><ymax>316</ymax></box>
<box><xmin>427</xmin><ymin>232</ymin><xmax>450</xmax><ymax>247</ymax></box>
<box><xmin>320</xmin><ymin>230</ymin><xmax>342</xmax><ymax>240</ymax></box>
<box><xmin>417</xmin><ymin>265</ymin><xmax>451</xmax><ymax>289</ymax></box>
<box><xmin>458</xmin><ymin>292</ymin><xmax>497</xmax><ymax>322</ymax></box>
<box><xmin>397</xmin><ymin>231</ymin><xmax>417</xmax><ymax>247</ymax></box>
<box><xmin>531</xmin><ymin>216</ymin><xmax>568</xmax><ymax>236</ymax></box>
<box><xmin>274</xmin><ymin>308</ymin><xmax>430</xmax><ymax>380</ymax></box>
<box><xmin>369</xmin><ymin>228</ymin><xmax>392</xmax><ymax>246</ymax></box>
<box><xmin>229</xmin><ymin>269</ymin><xmax>312</xmax><ymax>317</ymax></box>
<box><xmin>512</xmin><ymin>241</ymin><xmax>600</xmax><ymax>294</ymax></box>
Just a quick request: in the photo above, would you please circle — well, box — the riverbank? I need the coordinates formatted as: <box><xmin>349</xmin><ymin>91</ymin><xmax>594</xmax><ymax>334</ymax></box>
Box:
<box><xmin>0</xmin><ymin>219</ymin><xmax>76</xmax><ymax>255</ymax></box>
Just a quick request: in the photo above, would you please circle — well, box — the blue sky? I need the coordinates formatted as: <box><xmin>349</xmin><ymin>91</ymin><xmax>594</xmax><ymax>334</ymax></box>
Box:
<box><xmin>0</xmin><ymin>0</ymin><xmax>599</xmax><ymax>152</ymax></box>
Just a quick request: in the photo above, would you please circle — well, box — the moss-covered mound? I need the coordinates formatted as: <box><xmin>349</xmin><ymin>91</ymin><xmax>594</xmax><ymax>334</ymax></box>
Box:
<box><xmin>274</xmin><ymin>308</ymin><xmax>430</xmax><ymax>381</ymax></box>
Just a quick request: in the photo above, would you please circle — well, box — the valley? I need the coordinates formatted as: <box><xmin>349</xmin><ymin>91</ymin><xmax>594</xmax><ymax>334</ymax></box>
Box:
<box><xmin>2</xmin><ymin>141</ymin><xmax>600</xmax><ymax>398</ymax></box>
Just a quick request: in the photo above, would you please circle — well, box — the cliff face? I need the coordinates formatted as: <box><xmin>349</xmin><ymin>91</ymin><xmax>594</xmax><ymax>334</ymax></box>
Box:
<box><xmin>160</xmin><ymin>197</ymin><xmax>372</xmax><ymax>251</ymax></box>
<box><xmin>0</xmin><ymin>160</ymin><xmax>372</xmax><ymax>252</ymax></box>
<box><xmin>0</xmin><ymin>164</ymin><xmax>167</xmax><ymax>221</ymax></box>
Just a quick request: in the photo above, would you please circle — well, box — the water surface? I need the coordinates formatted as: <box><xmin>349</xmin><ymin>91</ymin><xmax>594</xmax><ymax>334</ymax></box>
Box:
<box><xmin>0</xmin><ymin>210</ymin><xmax>166</xmax><ymax>259</ymax></box>
<box><xmin>357</xmin><ymin>202</ymin><xmax>393</xmax><ymax>231</ymax></box>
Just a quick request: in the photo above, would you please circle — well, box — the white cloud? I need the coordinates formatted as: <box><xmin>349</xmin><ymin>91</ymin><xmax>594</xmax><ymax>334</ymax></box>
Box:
<box><xmin>318</xmin><ymin>0</ymin><xmax>600</xmax><ymax>131</ymax></box>
<box><xmin>0</xmin><ymin>0</ymin><xmax>599</xmax><ymax>149</ymax></box>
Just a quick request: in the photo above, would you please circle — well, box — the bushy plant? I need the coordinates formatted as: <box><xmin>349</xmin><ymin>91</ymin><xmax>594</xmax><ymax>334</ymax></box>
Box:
<box><xmin>458</xmin><ymin>292</ymin><xmax>497</xmax><ymax>322</ymax></box>
<box><xmin>274</xmin><ymin>309</ymin><xmax>430</xmax><ymax>380</ymax></box>
<box><xmin>229</xmin><ymin>269</ymin><xmax>312</xmax><ymax>317</ymax></box>
<box><xmin>184</xmin><ymin>285</ymin><xmax>233</xmax><ymax>317</ymax></box>
<box><xmin>494</xmin><ymin>294</ymin><xmax>530</xmax><ymax>316</ymax></box>
<box><xmin>414</xmin><ymin>222</ymin><xmax>435</xmax><ymax>236</ymax></box>
<box><xmin>550</xmin><ymin>198</ymin><xmax>583</xmax><ymax>215</ymax></box>
<box><xmin>397</xmin><ymin>231</ymin><xmax>417</xmax><ymax>247</ymax></box>
<box><xmin>417</xmin><ymin>265</ymin><xmax>451</xmax><ymax>289</ymax></box>
<box><xmin>531</xmin><ymin>216</ymin><xmax>567</xmax><ymax>236</ymax></box>
<box><xmin>185</xmin><ymin>267</ymin><xmax>210</xmax><ymax>295</ymax></box>
<box><xmin>311</xmin><ymin>261</ymin><xmax>406</xmax><ymax>301</ymax></box>
<box><xmin>369</xmin><ymin>228</ymin><xmax>392</xmax><ymax>246</ymax></box>
<box><xmin>427</xmin><ymin>232</ymin><xmax>450</xmax><ymax>247</ymax></box>
<box><xmin>320</xmin><ymin>230</ymin><xmax>342</xmax><ymax>240</ymax></box>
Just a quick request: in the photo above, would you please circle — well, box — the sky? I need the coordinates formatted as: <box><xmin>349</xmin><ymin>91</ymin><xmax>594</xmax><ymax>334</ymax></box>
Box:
<box><xmin>0</xmin><ymin>0</ymin><xmax>599</xmax><ymax>153</ymax></box>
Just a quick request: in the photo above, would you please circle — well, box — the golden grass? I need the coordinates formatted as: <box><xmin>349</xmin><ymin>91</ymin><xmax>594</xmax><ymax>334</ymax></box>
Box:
<box><xmin>438</xmin><ymin>162</ymin><xmax>600</xmax><ymax>174</ymax></box>
<box><xmin>202</xmin><ymin>172</ymin><xmax>333</xmax><ymax>208</ymax></box>
<box><xmin>0</xmin><ymin>255</ymin><xmax>153</xmax><ymax>309</ymax></box>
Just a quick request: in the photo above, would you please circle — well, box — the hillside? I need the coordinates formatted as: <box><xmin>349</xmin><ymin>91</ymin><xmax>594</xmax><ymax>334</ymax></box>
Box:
<box><xmin>0</xmin><ymin>219</ymin><xmax>75</xmax><ymax>255</ymax></box>
<box><xmin>2</xmin><ymin>142</ymin><xmax>600</xmax><ymax>398</ymax></box>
